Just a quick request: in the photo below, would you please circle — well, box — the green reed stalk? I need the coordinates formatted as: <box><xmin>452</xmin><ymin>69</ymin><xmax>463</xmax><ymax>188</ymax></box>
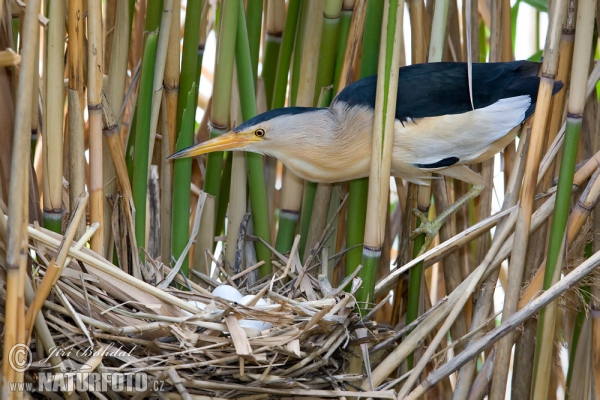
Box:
<box><xmin>132</xmin><ymin>0</ymin><xmax>162</xmax><ymax>255</ymax></box>
<box><xmin>235</xmin><ymin>0</ymin><xmax>273</xmax><ymax>277</ymax></box>
<box><xmin>345</xmin><ymin>1</ymin><xmax>383</xmax><ymax>278</ymax></box>
<box><xmin>332</xmin><ymin>2</ymin><xmax>354</xmax><ymax>94</ymax></box>
<box><xmin>171</xmin><ymin>0</ymin><xmax>206</xmax><ymax>277</ymax></box>
<box><xmin>262</xmin><ymin>0</ymin><xmax>286</xmax><ymax>109</ymax></box>
<box><xmin>272</xmin><ymin>0</ymin><xmax>302</xmax><ymax>254</ymax></box>
<box><xmin>245</xmin><ymin>0</ymin><xmax>263</xmax><ymax>83</ymax></box>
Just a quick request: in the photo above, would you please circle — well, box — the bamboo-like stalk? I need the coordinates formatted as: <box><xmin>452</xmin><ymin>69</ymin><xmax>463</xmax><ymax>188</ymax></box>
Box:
<box><xmin>262</xmin><ymin>0</ymin><xmax>285</xmax><ymax>109</ymax></box>
<box><xmin>1</xmin><ymin>0</ymin><xmax>40</xmax><ymax>395</ymax></box>
<box><xmin>131</xmin><ymin>0</ymin><xmax>162</xmax><ymax>258</ymax></box>
<box><xmin>489</xmin><ymin>0</ymin><xmax>567</xmax><ymax>394</ymax></box>
<box><xmin>172</xmin><ymin>0</ymin><xmax>207</xmax><ymax>278</ymax></box>
<box><xmin>42</xmin><ymin>0</ymin><xmax>65</xmax><ymax>234</ymax></box>
<box><xmin>359</xmin><ymin>0</ymin><xmax>403</xmax><ymax>310</ymax></box>
<box><xmin>67</xmin><ymin>0</ymin><xmax>85</xmax><ymax>239</ymax></box>
<box><xmin>103</xmin><ymin>0</ymin><xmax>131</xmax><ymax>259</ymax></box>
<box><xmin>276</xmin><ymin>0</ymin><xmax>323</xmax><ymax>258</ymax></box>
<box><xmin>235</xmin><ymin>0</ymin><xmax>273</xmax><ymax>277</ymax></box>
<box><xmin>532</xmin><ymin>0</ymin><xmax>595</xmax><ymax>396</ymax></box>
<box><xmin>345</xmin><ymin>0</ymin><xmax>383</xmax><ymax>279</ymax></box>
<box><xmin>88</xmin><ymin>0</ymin><xmax>104</xmax><ymax>254</ymax></box>
<box><xmin>162</xmin><ymin>0</ymin><xmax>181</xmax><ymax>265</ymax></box>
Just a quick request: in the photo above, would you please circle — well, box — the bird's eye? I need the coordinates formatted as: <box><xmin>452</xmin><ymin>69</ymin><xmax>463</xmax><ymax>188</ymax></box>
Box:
<box><xmin>255</xmin><ymin>128</ymin><xmax>265</xmax><ymax>137</ymax></box>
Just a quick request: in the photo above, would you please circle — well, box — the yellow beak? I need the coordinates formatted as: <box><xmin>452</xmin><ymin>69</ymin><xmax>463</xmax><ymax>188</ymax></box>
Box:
<box><xmin>167</xmin><ymin>132</ymin><xmax>259</xmax><ymax>159</ymax></box>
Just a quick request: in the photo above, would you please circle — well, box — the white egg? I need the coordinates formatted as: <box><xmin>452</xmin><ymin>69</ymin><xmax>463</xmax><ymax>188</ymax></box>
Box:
<box><xmin>240</xmin><ymin>295</ymin><xmax>267</xmax><ymax>306</ymax></box>
<box><xmin>181</xmin><ymin>300</ymin><xmax>207</xmax><ymax>316</ymax></box>
<box><xmin>239</xmin><ymin>319</ymin><xmax>272</xmax><ymax>331</ymax></box>
<box><xmin>212</xmin><ymin>285</ymin><xmax>243</xmax><ymax>302</ymax></box>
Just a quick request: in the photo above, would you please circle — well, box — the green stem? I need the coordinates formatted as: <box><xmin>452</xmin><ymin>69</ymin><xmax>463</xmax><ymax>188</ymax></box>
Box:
<box><xmin>236</xmin><ymin>0</ymin><xmax>272</xmax><ymax>277</ymax></box>
<box><xmin>345</xmin><ymin>1</ymin><xmax>384</xmax><ymax>277</ymax></box>
<box><xmin>534</xmin><ymin>117</ymin><xmax>582</xmax><ymax>383</ymax></box>
<box><xmin>245</xmin><ymin>0</ymin><xmax>263</xmax><ymax>84</ymax></box>
<box><xmin>171</xmin><ymin>0</ymin><xmax>205</xmax><ymax>277</ymax></box>
<box><xmin>132</xmin><ymin>0</ymin><xmax>162</xmax><ymax>257</ymax></box>
<box><xmin>332</xmin><ymin>7</ymin><xmax>353</xmax><ymax>94</ymax></box>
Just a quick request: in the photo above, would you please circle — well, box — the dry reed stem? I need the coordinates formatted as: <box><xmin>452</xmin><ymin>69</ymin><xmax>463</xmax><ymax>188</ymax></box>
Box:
<box><xmin>453</xmin><ymin>124</ymin><xmax>530</xmax><ymax>398</ymax></box>
<box><xmin>42</xmin><ymin>0</ymin><xmax>65</xmax><ymax>229</ymax></box>
<box><xmin>490</xmin><ymin>0</ymin><xmax>567</xmax><ymax>393</ymax></box>
<box><xmin>101</xmin><ymin>91</ymin><xmax>141</xmax><ymax>277</ymax></box>
<box><xmin>103</xmin><ymin>0</ymin><xmax>131</xmax><ymax>254</ymax></box>
<box><xmin>364</xmin><ymin>0</ymin><xmax>403</xmax><ymax>251</ymax></box>
<box><xmin>25</xmin><ymin>193</ymin><xmax>88</xmax><ymax>340</ymax></box>
<box><xmin>88</xmin><ymin>0</ymin><xmax>104</xmax><ymax>254</ymax></box>
<box><xmin>158</xmin><ymin>0</ymin><xmax>180</xmax><ymax>266</ymax></box>
<box><xmin>2</xmin><ymin>0</ymin><xmax>40</xmax><ymax>394</ymax></box>
<box><xmin>407</xmin><ymin>248</ymin><xmax>600</xmax><ymax>398</ymax></box>
<box><xmin>398</xmin><ymin>208</ymin><xmax>518</xmax><ymax>397</ymax></box>
<box><xmin>67</xmin><ymin>0</ymin><xmax>85</xmax><ymax>239</ymax></box>
<box><xmin>375</xmin><ymin>206</ymin><xmax>513</xmax><ymax>296</ymax></box>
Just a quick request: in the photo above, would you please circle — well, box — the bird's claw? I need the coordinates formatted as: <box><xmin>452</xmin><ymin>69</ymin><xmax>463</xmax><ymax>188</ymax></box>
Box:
<box><xmin>410</xmin><ymin>208</ymin><xmax>443</xmax><ymax>256</ymax></box>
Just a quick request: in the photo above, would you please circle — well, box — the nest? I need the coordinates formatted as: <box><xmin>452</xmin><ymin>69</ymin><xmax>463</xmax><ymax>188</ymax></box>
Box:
<box><xmin>15</xmin><ymin>224</ymin><xmax>398</xmax><ymax>399</ymax></box>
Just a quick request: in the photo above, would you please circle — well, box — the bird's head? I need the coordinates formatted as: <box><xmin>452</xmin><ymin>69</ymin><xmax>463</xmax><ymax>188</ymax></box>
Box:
<box><xmin>167</xmin><ymin>107</ymin><xmax>328</xmax><ymax>160</ymax></box>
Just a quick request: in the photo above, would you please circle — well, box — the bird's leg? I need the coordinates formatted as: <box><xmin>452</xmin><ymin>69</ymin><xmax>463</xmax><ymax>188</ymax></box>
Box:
<box><xmin>410</xmin><ymin>185</ymin><xmax>485</xmax><ymax>256</ymax></box>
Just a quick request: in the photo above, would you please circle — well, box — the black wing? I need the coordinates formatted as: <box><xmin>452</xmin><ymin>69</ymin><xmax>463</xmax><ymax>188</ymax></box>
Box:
<box><xmin>332</xmin><ymin>61</ymin><xmax>558</xmax><ymax>122</ymax></box>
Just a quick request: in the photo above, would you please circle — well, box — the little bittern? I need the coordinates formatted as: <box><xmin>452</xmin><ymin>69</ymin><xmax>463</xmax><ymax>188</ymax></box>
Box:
<box><xmin>169</xmin><ymin>61</ymin><xmax>562</xmax><ymax>249</ymax></box>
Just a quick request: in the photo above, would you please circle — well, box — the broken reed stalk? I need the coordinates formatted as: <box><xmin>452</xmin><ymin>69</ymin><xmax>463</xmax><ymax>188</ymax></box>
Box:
<box><xmin>359</xmin><ymin>0</ymin><xmax>403</xmax><ymax>309</ymax></box>
<box><xmin>489</xmin><ymin>0</ymin><xmax>567</xmax><ymax>394</ymax></box>
<box><xmin>42</xmin><ymin>0</ymin><xmax>65</xmax><ymax>234</ymax></box>
<box><xmin>532</xmin><ymin>0</ymin><xmax>595</xmax><ymax>396</ymax></box>
<box><xmin>67</xmin><ymin>0</ymin><xmax>85</xmax><ymax>239</ymax></box>
<box><xmin>286</xmin><ymin>0</ymin><xmax>323</xmax><ymax>261</ymax></box>
<box><xmin>103</xmin><ymin>0</ymin><xmax>131</xmax><ymax>257</ymax></box>
<box><xmin>132</xmin><ymin>1</ymin><xmax>162</xmax><ymax>257</ymax></box>
<box><xmin>88</xmin><ymin>0</ymin><xmax>104</xmax><ymax>254</ymax></box>
<box><xmin>100</xmin><ymin>91</ymin><xmax>140</xmax><ymax>278</ymax></box>
<box><xmin>162</xmin><ymin>0</ymin><xmax>181</xmax><ymax>265</ymax></box>
<box><xmin>172</xmin><ymin>0</ymin><xmax>206</xmax><ymax>278</ymax></box>
<box><xmin>234</xmin><ymin>0</ymin><xmax>272</xmax><ymax>277</ymax></box>
<box><xmin>2</xmin><ymin>0</ymin><xmax>40</xmax><ymax>394</ymax></box>
<box><xmin>345</xmin><ymin>0</ymin><xmax>383</xmax><ymax>279</ymax></box>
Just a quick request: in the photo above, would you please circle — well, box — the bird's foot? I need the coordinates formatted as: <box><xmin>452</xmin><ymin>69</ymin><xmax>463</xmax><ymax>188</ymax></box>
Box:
<box><xmin>410</xmin><ymin>208</ymin><xmax>443</xmax><ymax>256</ymax></box>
